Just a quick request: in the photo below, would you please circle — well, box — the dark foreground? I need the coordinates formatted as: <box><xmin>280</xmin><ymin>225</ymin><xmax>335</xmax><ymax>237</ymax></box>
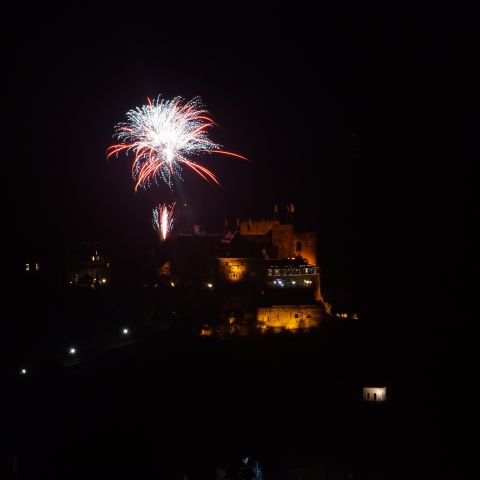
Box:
<box><xmin>2</xmin><ymin>319</ymin><xmax>469</xmax><ymax>479</ymax></box>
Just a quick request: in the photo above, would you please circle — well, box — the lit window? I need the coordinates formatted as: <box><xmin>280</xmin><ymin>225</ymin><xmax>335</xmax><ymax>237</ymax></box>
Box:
<box><xmin>25</xmin><ymin>263</ymin><xmax>30</xmax><ymax>271</ymax></box>
<box><xmin>35</xmin><ymin>263</ymin><xmax>40</xmax><ymax>271</ymax></box>
<box><xmin>91</xmin><ymin>256</ymin><xmax>95</xmax><ymax>261</ymax></box>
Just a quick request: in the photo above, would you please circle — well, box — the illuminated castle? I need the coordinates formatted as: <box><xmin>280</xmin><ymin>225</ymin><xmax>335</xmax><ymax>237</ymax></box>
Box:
<box><xmin>216</xmin><ymin>204</ymin><xmax>325</xmax><ymax>332</ymax></box>
<box><xmin>158</xmin><ymin>203</ymin><xmax>326</xmax><ymax>334</ymax></box>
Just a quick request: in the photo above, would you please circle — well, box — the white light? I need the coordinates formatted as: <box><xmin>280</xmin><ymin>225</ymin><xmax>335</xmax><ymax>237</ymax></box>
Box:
<box><xmin>20</xmin><ymin>368</ymin><xmax>27</xmax><ymax>375</ymax></box>
<box><xmin>207</xmin><ymin>283</ymin><xmax>213</xmax><ymax>288</ymax></box>
<box><xmin>122</xmin><ymin>328</ymin><xmax>129</xmax><ymax>335</ymax></box>
<box><xmin>69</xmin><ymin>347</ymin><xmax>76</xmax><ymax>355</ymax></box>
<box><xmin>101</xmin><ymin>278</ymin><xmax>107</xmax><ymax>284</ymax></box>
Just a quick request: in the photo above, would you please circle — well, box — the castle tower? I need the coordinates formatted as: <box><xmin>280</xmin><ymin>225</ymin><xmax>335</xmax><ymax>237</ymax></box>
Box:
<box><xmin>286</xmin><ymin>203</ymin><xmax>295</xmax><ymax>224</ymax></box>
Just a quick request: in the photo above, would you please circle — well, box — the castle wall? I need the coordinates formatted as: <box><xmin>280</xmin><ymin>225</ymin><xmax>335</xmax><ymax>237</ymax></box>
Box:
<box><xmin>257</xmin><ymin>305</ymin><xmax>322</xmax><ymax>331</ymax></box>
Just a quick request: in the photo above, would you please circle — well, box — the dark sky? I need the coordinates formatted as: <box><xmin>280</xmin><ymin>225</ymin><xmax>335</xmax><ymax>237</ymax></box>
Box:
<box><xmin>10</xmin><ymin>5</ymin><xmax>471</xmax><ymax>317</ymax></box>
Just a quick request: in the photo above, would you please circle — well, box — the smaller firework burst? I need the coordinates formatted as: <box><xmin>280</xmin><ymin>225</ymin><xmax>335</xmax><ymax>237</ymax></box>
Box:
<box><xmin>152</xmin><ymin>202</ymin><xmax>176</xmax><ymax>241</ymax></box>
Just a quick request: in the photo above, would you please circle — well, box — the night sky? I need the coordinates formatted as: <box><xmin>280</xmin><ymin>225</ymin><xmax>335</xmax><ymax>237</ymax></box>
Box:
<box><xmin>10</xmin><ymin>5</ymin><xmax>471</xmax><ymax>319</ymax></box>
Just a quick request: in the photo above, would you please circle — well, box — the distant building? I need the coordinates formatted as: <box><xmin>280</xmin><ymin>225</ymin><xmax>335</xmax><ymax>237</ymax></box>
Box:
<box><xmin>363</xmin><ymin>387</ymin><xmax>387</xmax><ymax>402</ymax></box>
<box><xmin>68</xmin><ymin>241</ymin><xmax>111</xmax><ymax>288</ymax></box>
<box><xmin>24</xmin><ymin>260</ymin><xmax>41</xmax><ymax>273</ymax></box>
<box><xmin>20</xmin><ymin>249</ymin><xmax>58</xmax><ymax>287</ymax></box>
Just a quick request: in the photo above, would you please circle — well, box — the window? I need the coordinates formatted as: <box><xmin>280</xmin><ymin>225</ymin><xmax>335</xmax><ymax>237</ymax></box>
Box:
<box><xmin>294</xmin><ymin>313</ymin><xmax>299</xmax><ymax>318</ymax></box>
<box><xmin>296</xmin><ymin>241</ymin><xmax>302</xmax><ymax>252</ymax></box>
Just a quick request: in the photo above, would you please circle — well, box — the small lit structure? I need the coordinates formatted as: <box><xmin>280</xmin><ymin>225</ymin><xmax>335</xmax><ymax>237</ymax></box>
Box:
<box><xmin>363</xmin><ymin>387</ymin><xmax>387</xmax><ymax>402</ymax></box>
<box><xmin>68</xmin><ymin>347</ymin><xmax>77</xmax><ymax>355</ymax></box>
<box><xmin>122</xmin><ymin>328</ymin><xmax>129</xmax><ymax>335</ymax></box>
<box><xmin>20</xmin><ymin>368</ymin><xmax>27</xmax><ymax>375</ymax></box>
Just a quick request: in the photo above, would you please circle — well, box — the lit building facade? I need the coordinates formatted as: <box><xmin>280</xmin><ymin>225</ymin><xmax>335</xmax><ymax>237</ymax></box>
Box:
<box><xmin>217</xmin><ymin>257</ymin><xmax>265</xmax><ymax>283</ymax></box>
<box><xmin>257</xmin><ymin>305</ymin><xmax>322</xmax><ymax>332</ymax></box>
<box><xmin>363</xmin><ymin>387</ymin><xmax>387</xmax><ymax>402</ymax></box>
<box><xmin>265</xmin><ymin>258</ymin><xmax>322</xmax><ymax>302</ymax></box>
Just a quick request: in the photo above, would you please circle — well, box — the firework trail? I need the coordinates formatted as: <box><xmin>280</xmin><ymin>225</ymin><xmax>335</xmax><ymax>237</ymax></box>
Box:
<box><xmin>107</xmin><ymin>95</ymin><xmax>246</xmax><ymax>190</ymax></box>
<box><xmin>152</xmin><ymin>202</ymin><xmax>176</xmax><ymax>241</ymax></box>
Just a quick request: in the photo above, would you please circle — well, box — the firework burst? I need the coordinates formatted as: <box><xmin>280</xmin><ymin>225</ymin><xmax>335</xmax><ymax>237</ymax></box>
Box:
<box><xmin>107</xmin><ymin>95</ymin><xmax>246</xmax><ymax>190</ymax></box>
<box><xmin>152</xmin><ymin>202</ymin><xmax>176</xmax><ymax>241</ymax></box>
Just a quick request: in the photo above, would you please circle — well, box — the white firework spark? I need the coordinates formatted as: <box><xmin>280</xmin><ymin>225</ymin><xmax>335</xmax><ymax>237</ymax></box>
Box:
<box><xmin>107</xmin><ymin>95</ymin><xmax>246</xmax><ymax>190</ymax></box>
